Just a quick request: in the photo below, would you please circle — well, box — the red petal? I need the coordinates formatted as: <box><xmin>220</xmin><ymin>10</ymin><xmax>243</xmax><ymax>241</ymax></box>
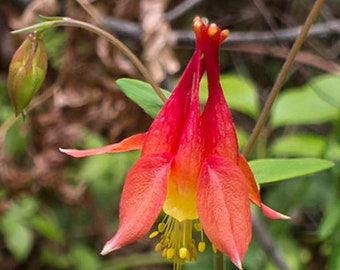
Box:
<box><xmin>200</xmin><ymin>26</ymin><xmax>239</xmax><ymax>162</ymax></box>
<box><xmin>197</xmin><ymin>156</ymin><xmax>251</xmax><ymax>269</ymax></box>
<box><xmin>100</xmin><ymin>153</ymin><xmax>173</xmax><ymax>255</ymax></box>
<box><xmin>238</xmin><ymin>155</ymin><xmax>290</xmax><ymax>220</ymax></box>
<box><xmin>142</xmin><ymin>51</ymin><xmax>200</xmax><ymax>156</ymax></box>
<box><xmin>261</xmin><ymin>203</ymin><xmax>291</xmax><ymax>220</ymax></box>
<box><xmin>238</xmin><ymin>154</ymin><xmax>261</xmax><ymax>206</ymax></box>
<box><xmin>59</xmin><ymin>133</ymin><xmax>146</xmax><ymax>157</ymax></box>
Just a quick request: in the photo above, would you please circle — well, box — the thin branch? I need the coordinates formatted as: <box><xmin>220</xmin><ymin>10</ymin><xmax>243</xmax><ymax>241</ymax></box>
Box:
<box><xmin>240</xmin><ymin>2</ymin><xmax>325</xmax><ymax>270</ymax></box>
<box><xmin>252</xmin><ymin>0</ymin><xmax>279</xmax><ymax>32</ymax></box>
<box><xmin>103</xmin><ymin>16</ymin><xmax>340</xmax><ymax>44</ymax></box>
<box><xmin>165</xmin><ymin>0</ymin><xmax>203</xmax><ymax>21</ymax></box>
<box><xmin>76</xmin><ymin>0</ymin><xmax>106</xmax><ymax>27</ymax></box>
<box><xmin>242</xmin><ymin>0</ymin><xmax>325</xmax><ymax>157</ymax></box>
<box><xmin>238</xmin><ymin>2</ymin><xmax>325</xmax><ymax>270</ymax></box>
<box><xmin>224</xmin><ymin>43</ymin><xmax>340</xmax><ymax>73</ymax></box>
<box><xmin>252</xmin><ymin>217</ymin><xmax>290</xmax><ymax>270</ymax></box>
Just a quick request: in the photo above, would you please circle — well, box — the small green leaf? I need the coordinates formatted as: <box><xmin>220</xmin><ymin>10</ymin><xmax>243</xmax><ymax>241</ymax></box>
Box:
<box><xmin>200</xmin><ymin>73</ymin><xmax>260</xmax><ymax>118</ymax></box>
<box><xmin>30</xmin><ymin>214</ymin><xmax>64</xmax><ymax>242</ymax></box>
<box><xmin>317</xmin><ymin>198</ymin><xmax>340</xmax><ymax>240</ymax></box>
<box><xmin>116</xmin><ymin>78</ymin><xmax>170</xmax><ymax>118</ymax></box>
<box><xmin>309</xmin><ymin>73</ymin><xmax>340</xmax><ymax>109</ymax></box>
<box><xmin>249</xmin><ymin>158</ymin><xmax>334</xmax><ymax>184</ymax></box>
<box><xmin>1</xmin><ymin>219</ymin><xmax>33</xmax><ymax>261</ymax></box>
<box><xmin>270</xmin><ymin>74</ymin><xmax>340</xmax><ymax>127</ymax></box>
<box><xmin>68</xmin><ymin>245</ymin><xmax>101</xmax><ymax>270</ymax></box>
<box><xmin>0</xmin><ymin>196</ymin><xmax>39</xmax><ymax>261</ymax></box>
<box><xmin>235</xmin><ymin>127</ymin><xmax>249</xmax><ymax>151</ymax></box>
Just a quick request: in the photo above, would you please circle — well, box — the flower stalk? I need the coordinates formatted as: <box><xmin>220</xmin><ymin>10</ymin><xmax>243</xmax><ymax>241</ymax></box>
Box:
<box><xmin>11</xmin><ymin>17</ymin><xmax>167</xmax><ymax>103</ymax></box>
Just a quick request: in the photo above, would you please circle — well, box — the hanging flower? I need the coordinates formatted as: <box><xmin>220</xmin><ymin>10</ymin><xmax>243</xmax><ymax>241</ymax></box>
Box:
<box><xmin>60</xmin><ymin>17</ymin><xmax>289</xmax><ymax>270</ymax></box>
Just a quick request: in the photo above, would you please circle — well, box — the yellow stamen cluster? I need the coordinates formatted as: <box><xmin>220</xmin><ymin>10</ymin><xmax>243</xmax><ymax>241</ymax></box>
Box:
<box><xmin>149</xmin><ymin>215</ymin><xmax>206</xmax><ymax>270</ymax></box>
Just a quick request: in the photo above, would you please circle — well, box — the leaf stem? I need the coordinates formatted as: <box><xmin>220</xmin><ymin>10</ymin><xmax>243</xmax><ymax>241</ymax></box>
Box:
<box><xmin>242</xmin><ymin>0</ymin><xmax>325</xmax><ymax>157</ymax></box>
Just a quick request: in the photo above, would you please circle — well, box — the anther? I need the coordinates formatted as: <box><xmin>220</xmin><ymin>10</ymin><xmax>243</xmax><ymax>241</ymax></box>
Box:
<box><xmin>155</xmin><ymin>243</ymin><xmax>163</xmax><ymax>252</ymax></box>
<box><xmin>161</xmin><ymin>235</ymin><xmax>170</xmax><ymax>246</ymax></box>
<box><xmin>158</xmin><ymin>222</ymin><xmax>166</xmax><ymax>232</ymax></box>
<box><xmin>149</xmin><ymin>231</ymin><xmax>159</xmax><ymax>239</ymax></box>
<box><xmin>194</xmin><ymin>222</ymin><xmax>202</xmax><ymax>232</ymax></box>
<box><xmin>179</xmin><ymin>247</ymin><xmax>188</xmax><ymax>259</ymax></box>
<box><xmin>212</xmin><ymin>244</ymin><xmax>217</xmax><ymax>254</ymax></box>
<box><xmin>198</xmin><ymin>241</ymin><xmax>206</xmax><ymax>252</ymax></box>
<box><xmin>220</xmin><ymin>29</ymin><xmax>230</xmax><ymax>43</ymax></box>
<box><xmin>208</xmin><ymin>24</ymin><xmax>219</xmax><ymax>37</ymax></box>
<box><xmin>193</xmin><ymin>17</ymin><xmax>203</xmax><ymax>36</ymax></box>
<box><xmin>167</xmin><ymin>248</ymin><xmax>175</xmax><ymax>260</ymax></box>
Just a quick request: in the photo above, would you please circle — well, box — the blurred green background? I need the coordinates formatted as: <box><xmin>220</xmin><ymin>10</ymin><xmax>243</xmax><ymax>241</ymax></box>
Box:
<box><xmin>0</xmin><ymin>0</ymin><xmax>339</xmax><ymax>269</ymax></box>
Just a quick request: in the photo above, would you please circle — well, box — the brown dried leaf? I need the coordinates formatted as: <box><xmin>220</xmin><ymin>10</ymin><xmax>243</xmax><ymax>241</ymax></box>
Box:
<box><xmin>9</xmin><ymin>0</ymin><xmax>60</xmax><ymax>29</ymax></box>
<box><xmin>139</xmin><ymin>0</ymin><xmax>180</xmax><ymax>82</ymax></box>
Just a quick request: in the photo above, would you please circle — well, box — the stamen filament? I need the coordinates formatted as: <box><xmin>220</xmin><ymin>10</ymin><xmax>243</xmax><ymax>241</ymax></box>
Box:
<box><xmin>149</xmin><ymin>215</ymin><xmax>207</xmax><ymax>270</ymax></box>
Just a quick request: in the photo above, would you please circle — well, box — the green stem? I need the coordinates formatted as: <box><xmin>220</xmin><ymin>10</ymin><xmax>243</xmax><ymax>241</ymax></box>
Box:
<box><xmin>242</xmin><ymin>0</ymin><xmax>325</xmax><ymax>157</ymax></box>
<box><xmin>215</xmin><ymin>251</ymin><xmax>225</xmax><ymax>270</ymax></box>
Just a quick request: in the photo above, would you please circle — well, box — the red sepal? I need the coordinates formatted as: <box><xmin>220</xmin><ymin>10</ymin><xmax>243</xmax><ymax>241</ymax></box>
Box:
<box><xmin>101</xmin><ymin>153</ymin><xmax>173</xmax><ymax>254</ymax></box>
<box><xmin>197</xmin><ymin>156</ymin><xmax>251</xmax><ymax>269</ymax></box>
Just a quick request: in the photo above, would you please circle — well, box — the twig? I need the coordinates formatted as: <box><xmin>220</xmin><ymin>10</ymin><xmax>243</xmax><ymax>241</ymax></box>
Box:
<box><xmin>165</xmin><ymin>0</ymin><xmax>203</xmax><ymax>21</ymax></box>
<box><xmin>242</xmin><ymin>0</ymin><xmax>325</xmax><ymax>157</ymax></box>
<box><xmin>241</xmin><ymin>1</ymin><xmax>325</xmax><ymax>270</ymax></box>
<box><xmin>252</xmin><ymin>217</ymin><xmax>290</xmax><ymax>270</ymax></box>
<box><xmin>76</xmin><ymin>0</ymin><xmax>106</xmax><ymax>27</ymax></box>
<box><xmin>252</xmin><ymin>0</ymin><xmax>279</xmax><ymax>33</ymax></box>
<box><xmin>224</xmin><ymin>43</ymin><xmax>340</xmax><ymax>73</ymax></box>
<box><xmin>103</xmin><ymin>16</ymin><xmax>340</xmax><ymax>44</ymax></box>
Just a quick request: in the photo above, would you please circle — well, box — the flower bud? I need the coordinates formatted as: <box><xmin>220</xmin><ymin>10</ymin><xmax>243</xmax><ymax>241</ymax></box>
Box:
<box><xmin>8</xmin><ymin>32</ymin><xmax>47</xmax><ymax>116</ymax></box>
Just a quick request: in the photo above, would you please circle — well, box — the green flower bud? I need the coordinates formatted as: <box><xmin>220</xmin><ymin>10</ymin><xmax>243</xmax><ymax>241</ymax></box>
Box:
<box><xmin>8</xmin><ymin>32</ymin><xmax>48</xmax><ymax>116</ymax></box>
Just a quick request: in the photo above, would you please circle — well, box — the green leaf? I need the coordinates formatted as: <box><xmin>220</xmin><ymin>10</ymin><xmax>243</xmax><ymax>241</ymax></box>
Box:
<box><xmin>249</xmin><ymin>158</ymin><xmax>334</xmax><ymax>184</ymax></box>
<box><xmin>0</xmin><ymin>196</ymin><xmax>39</xmax><ymax>261</ymax></box>
<box><xmin>116</xmin><ymin>78</ymin><xmax>170</xmax><ymax>118</ymax></box>
<box><xmin>1</xmin><ymin>219</ymin><xmax>33</xmax><ymax>261</ymax></box>
<box><xmin>317</xmin><ymin>197</ymin><xmax>340</xmax><ymax>240</ymax></box>
<box><xmin>200</xmin><ymin>73</ymin><xmax>260</xmax><ymax>118</ymax></box>
<box><xmin>309</xmin><ymin>73</ymin><xmax>340</xmax><ymax>109</ymax></box>
<box><xmin>68</xmin><ymin>245</ymin><xmax>101</xmax><ymax>270</ymax></box>
<box><xmin>269</xmin><ymin>133</ymin><xmax>327</xmax><ymax>157</ymax></box>
<box><xmin>4</xmin><ymin>196</ymin><xmax>39</xmax><ymax>221</ymax></box>
<box><xmin>270</xmin><ymin>74</ymin><xmax>340</xmax><ymax>127</ymax></box>
<box><xmin>236</xmin><ymin>127</ymin><xmax>249</xmax><ymax>151</ymax></box>
<box><xmin>30</xmin><ymin>214</ymin><xmax>64</xmax><ymax>242</ymax></box>
<box><xmin>328</xmin><ymin>240</ymin><xmax>340</xmax><ymax>270</ymax></box>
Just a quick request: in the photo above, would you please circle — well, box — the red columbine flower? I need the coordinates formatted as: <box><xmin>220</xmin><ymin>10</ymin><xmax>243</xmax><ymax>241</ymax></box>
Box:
<box><xmin>60</xmin><ymin>17</ymin><xmax>289</xmax><ymax>270</ymax></box>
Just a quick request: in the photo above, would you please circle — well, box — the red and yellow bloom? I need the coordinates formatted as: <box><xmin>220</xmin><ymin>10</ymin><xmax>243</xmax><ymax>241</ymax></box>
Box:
<box><xmin>61</xmin><ymin>17</ymin><xmax>288</xmax><ymax>270</ymax></box>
